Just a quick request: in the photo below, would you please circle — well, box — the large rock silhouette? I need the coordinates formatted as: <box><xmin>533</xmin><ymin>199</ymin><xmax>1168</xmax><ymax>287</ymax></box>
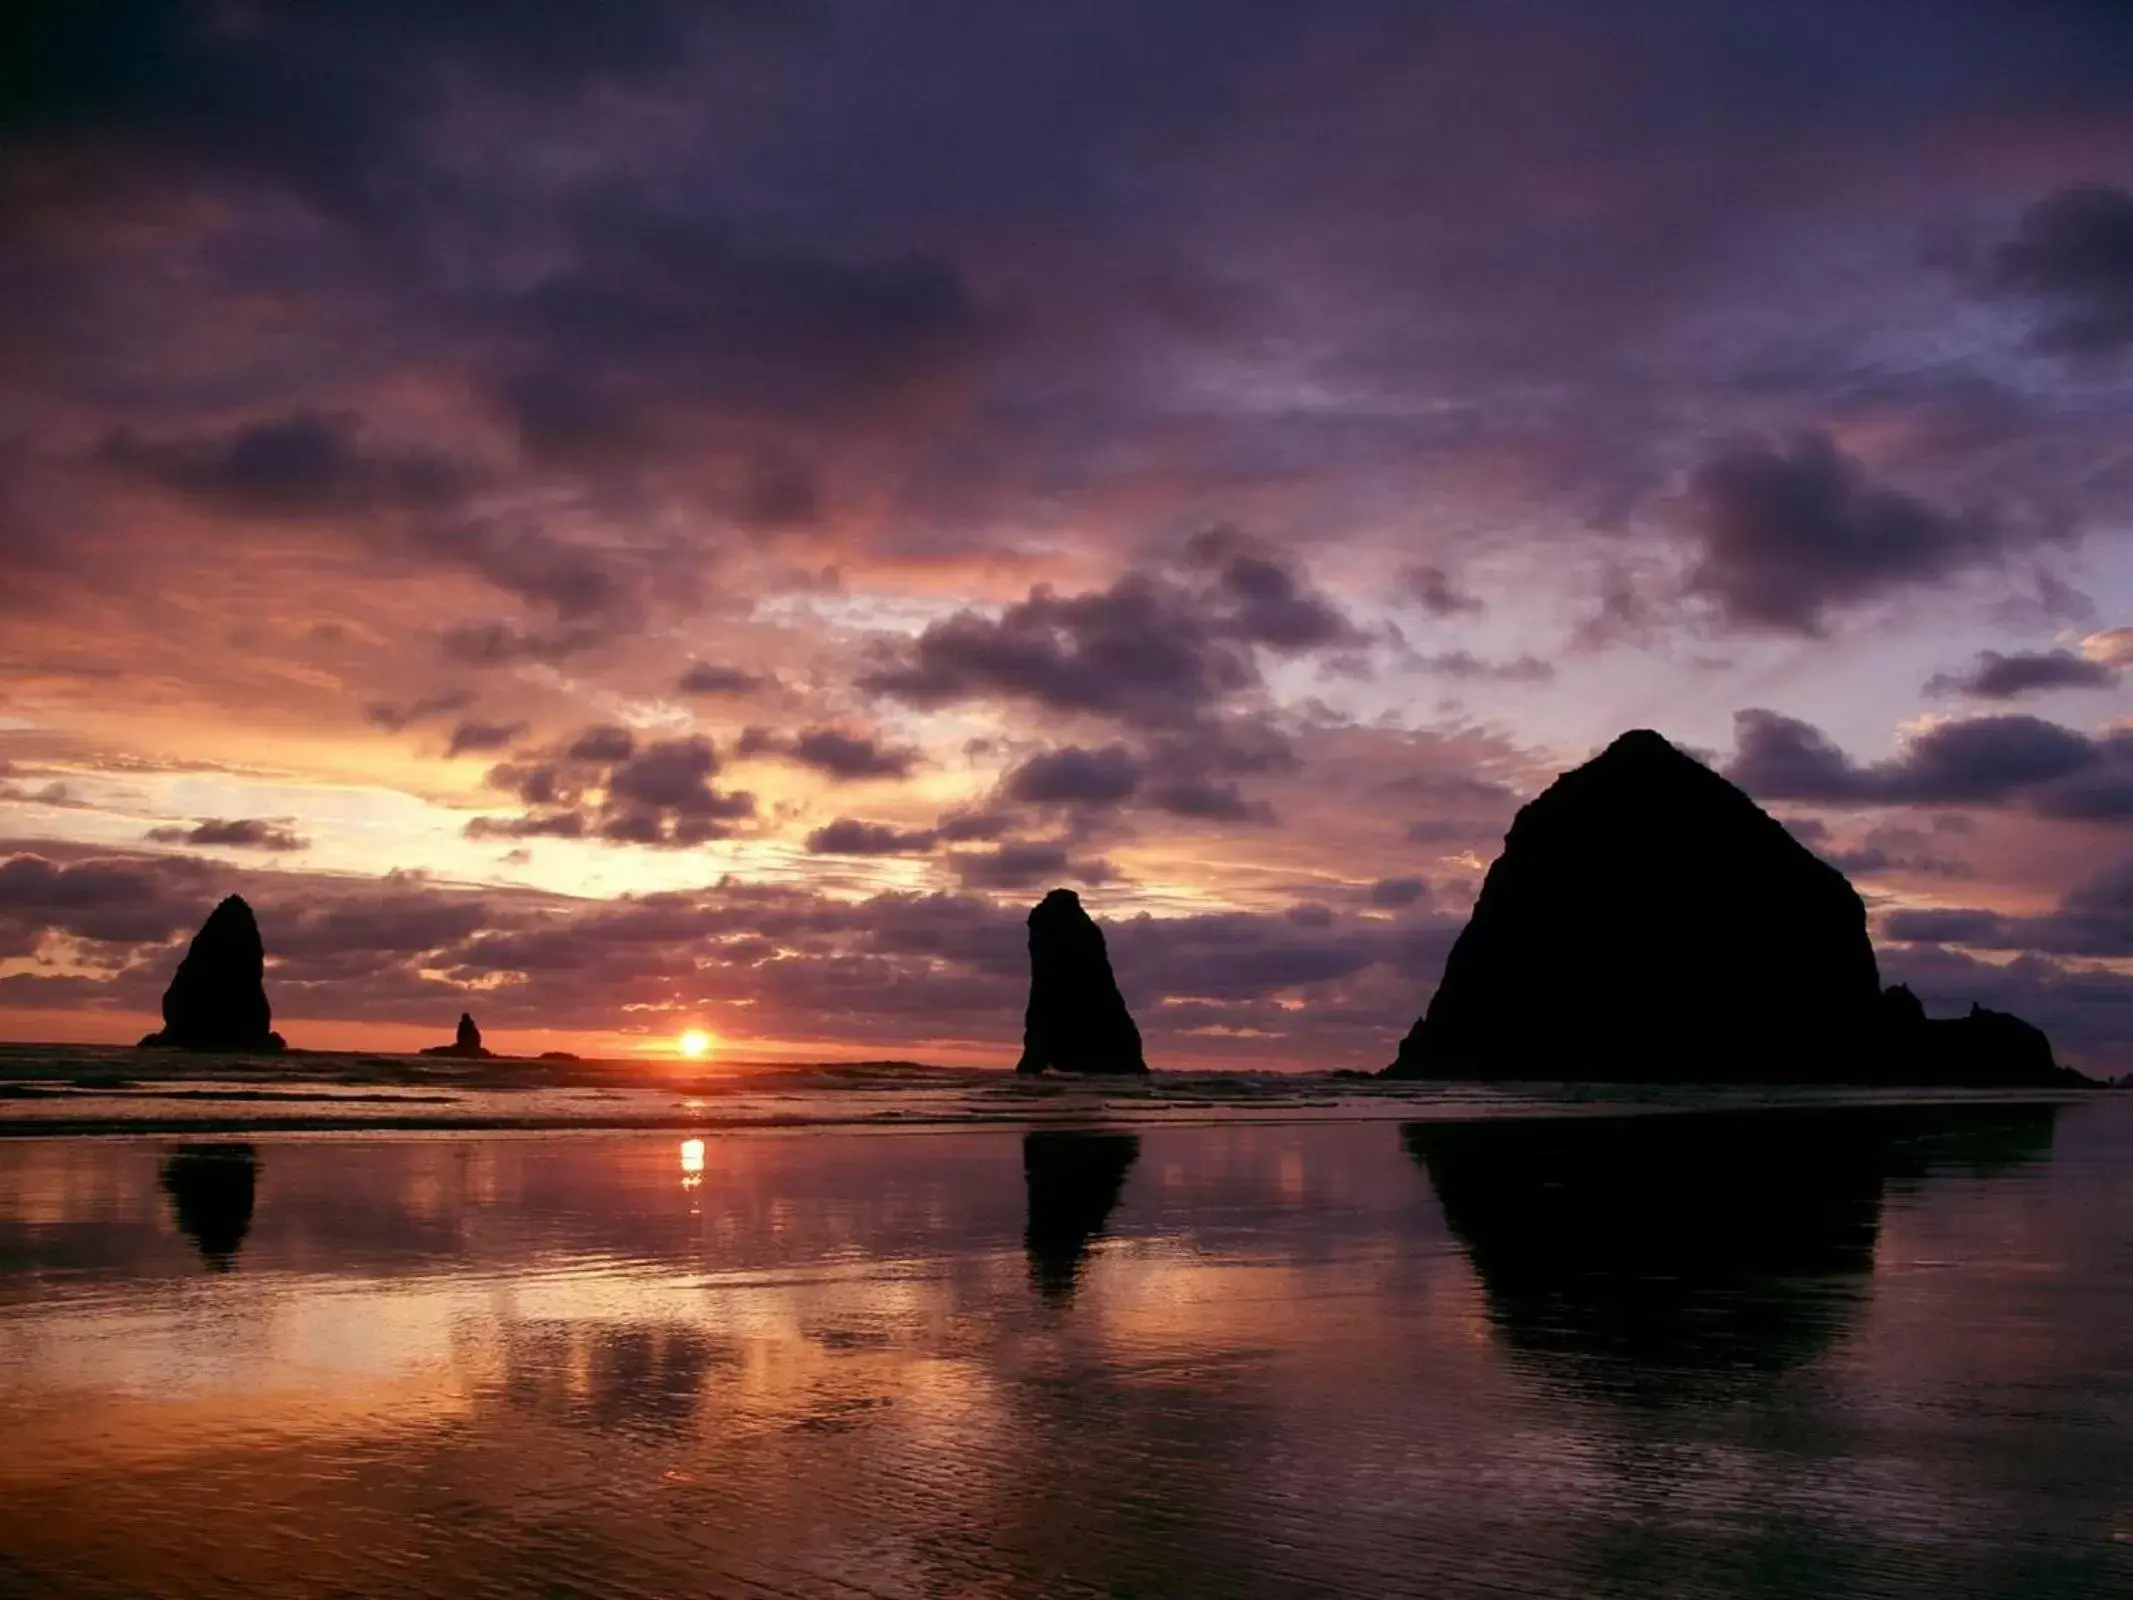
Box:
<box><xmin>1015</xmin><ymin>889</ymin><xmax>1148</xmax><ymax>1074</ymax></box>
<box><xmin>1388</xmin><ymin>730</ymin><xmax>2077</xmax><ymax>1084</ymax></box>
<box><xmin>139</xmin><ymin>895</ymin><xmax>285</xmax><ymax>1052</ymax></box>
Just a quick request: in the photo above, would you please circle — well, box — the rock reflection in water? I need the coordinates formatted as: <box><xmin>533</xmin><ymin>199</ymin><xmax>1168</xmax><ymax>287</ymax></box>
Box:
<box><xmin>1405</xmin><ymin>1104</ymin><xmax>2060</xmax><ymax>1394</ymax></box>
<box><xmin>158</xmin><ymin>1142</ymin><xmax>260</xmax><ymax>1269</ymax></box>
<box><xmin>1023</xmin><ymin>1129</ymin><xmax>1140</xmax><ymax>1301</ymax></box>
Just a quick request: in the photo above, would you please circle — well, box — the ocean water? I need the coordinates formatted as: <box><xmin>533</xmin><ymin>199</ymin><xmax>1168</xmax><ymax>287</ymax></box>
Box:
<box><xmin>0</xmin><ymin>1074</ymin><xmax>2128</xmax><ymax>1597</ymax></box>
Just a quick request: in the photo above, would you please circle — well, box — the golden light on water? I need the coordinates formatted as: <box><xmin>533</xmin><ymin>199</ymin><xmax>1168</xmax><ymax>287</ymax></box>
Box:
<box><xmin>679</xmin><ymin>1138</ymin><xmax>706</xmax><ymax>1175</ymax></box>
<box><xmin>677</xmin><ymin>1029</ymin><xmax>713</xmax><ymax>1059</ymax></box>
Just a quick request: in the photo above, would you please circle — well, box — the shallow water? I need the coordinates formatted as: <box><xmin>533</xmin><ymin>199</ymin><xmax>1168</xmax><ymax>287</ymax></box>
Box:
<box><xmin>1</xmin><ymin>1099</ymin><xmax>2129</xmax><ymax>1597</ymax></box>
<box><xmin>0</xmin><ymin>1042</ymin><xmax>2092</xmax><ymax>1134</ymax></box>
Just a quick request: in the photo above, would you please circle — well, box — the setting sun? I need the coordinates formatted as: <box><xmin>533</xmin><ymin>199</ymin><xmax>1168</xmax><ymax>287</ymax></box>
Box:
<box><xmin>677</xmin><ymin>1029</ymin><xmax>714</xmax><ymax>1060</ymax></box>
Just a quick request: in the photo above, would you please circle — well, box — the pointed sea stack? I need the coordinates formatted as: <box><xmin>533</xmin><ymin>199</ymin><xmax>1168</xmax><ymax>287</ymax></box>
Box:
<box><xmin>1387</xmin><ymin>730</ymin><xmax>2078</xmax><ymax>1085</ymax></box>
<box><xmin>420</xmin><ymin>1012</ymin><xmax>495</xmax><ymax>1059</ymax></box>
<box><xmin>139</xmin><ymin>895</ymin><xmax>285</xmax><ymax>1052</ymax></box>
<box><xmin>1016</xmin><ymin>889</ymin><xmax>1148</xmax><ymax>1074</ymax></box>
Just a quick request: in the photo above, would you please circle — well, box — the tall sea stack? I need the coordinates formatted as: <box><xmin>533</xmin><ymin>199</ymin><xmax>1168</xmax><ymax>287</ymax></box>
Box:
<box><xmin>1388</xmin><ymin>730</ymin><xmax>2076</xmax><ymax>1085</ymax></box>
<box><xmin>139</xmin><ymin>895</ymin><xmax>285</xmax><ymax>1052</ymax></box>
<box><xmin>421</xmin><ymin>1012</ymin><xmax>494</xmax><ymax>1059</ymax></box>
<box><xmin>1016</xmin><ymin>889</ymin><xmax>1148</xmax><ymax>1074</ymax></box>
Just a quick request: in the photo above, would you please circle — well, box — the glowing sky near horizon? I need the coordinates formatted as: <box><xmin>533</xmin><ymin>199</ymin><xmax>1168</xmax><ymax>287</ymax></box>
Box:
<box><xmin>3</xmin><ymin>2</ymin><xmax>2133</xmax><ymax>1070</ymax></box>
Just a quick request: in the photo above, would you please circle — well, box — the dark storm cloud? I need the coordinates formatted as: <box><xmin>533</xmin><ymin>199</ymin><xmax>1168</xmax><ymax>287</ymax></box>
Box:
<box><xmin>1727</xmin><ymin>708</ymin><xmax>2133</xmax><ymax>817</ymax></box>
<box><xmin>446</xmin><ymin>719</ymin><xmax>527</xmax><ymax>758</ymax></box>
<box><xmin>1683</xmin><ymin>434</ymin><xmax>2032</xmax><ymax>635</ymax></box>
<box><xmin>678</xmin><ymin>664</ymin><xmax>766</xmax><ymax>695</ymax></box>
<box><xmin>144</xmin><ymin>818</ymin><xmax>309</xmax><ymax>852</ymax></box>
<box><xmin>1989</xmin><ymin>184</ymin><xmax>2133</xmax><ymax>358</ymax></box>
<box><xmin>804</xmin><ymin>819</ymin><xmax>939</xmax><ymax>856</ymax></box>
<box><xmin>1924</xmin><ymin>649</ymin><xmax>2118</xmax><ymax>700</ymax></box>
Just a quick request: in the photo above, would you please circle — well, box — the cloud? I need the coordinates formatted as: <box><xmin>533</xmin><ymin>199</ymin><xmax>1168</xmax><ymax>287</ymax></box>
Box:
<box><xmin>1</xmin><ymin>2</ymin><xmax>718</xmax><ymax>230</ymax></box>
<box><xmin>103</xmin><ymin>411</ymin><xmax>465</xmax><ymax>520</ymax></box>
<box><xmin>0</xmin><ymin>850</ymin><xmax>215</xmax><ymax>946</ymax></box>
<box><xmin>464</xmin><ymin>812</ymin><xmax>587</xmax><ymax>841</ymax></box>
<box><xmin>439</xmin><ymin>622</ymin><xmax>603</xmax><ymax>666</ymax></box>
<box><xmin>1143</xmin><ymin>775</ymin><xmax>1277</xmax><ymax>824</ymax></box>
<box><xmin>1881</xmin><ymin>854</ymin><xmax>2133</xmax><ymax>961</ymax></box>
<box><xmin>1683</xmin><ymin>433</ymin><xmax>2024</xmax><ymax>634</ymax></box>
<box><xmin>1403</xmin><ymin>564</ymin><xmax>1483</xmax><ymax>617</ymax></box>
<box><xmin>1989</xmin><ymin>184</ymin><xmax>2133</xmax><ymax>357</ymax></box>
<box><xmin>565</xmin><ymin>725</ymin><xmax>636</xmax><ymax>764</ymax></box>
<box><xmin>365</xmin><ymin>690</ymin><xmax>476</xmax><ymax>732</ymax></box>
<box><xmin>1924</xmin><ymin>649</ymin><xmax>2117</xmax><ymax>700</ymax></box>
<box><xmin>487</xmin><ymin>199</ymin><xmax>987</xmax><ymax>464</ymax></box>
<box><xmin>1726</xmin><ymin>708</ymin><xmax>2133</xmax><ymax>817</ymax></box>
<box><xmin>145</xmin><ymin>818</ymin><xmax>309</xmax><ymax>852</ymax></box>
<box><xmin>1003</xmin><ymin>745</ymin><xmax>1142</xmax><ymax>805</ymax></box>
<box><xmin>947</xmin><ymin>841</ymin><xmax>1117</xmax><ymax>890</ymax></box>
<box><xmin>862</xmin><ymin>544</ymin><xmax>1357</xmax><ymax>731</ymax></box>
<box><xmin>2083</xmin><ymin>627</ymin><xmax>2133</xmax><ymax>668</ymax></box>
<box><xmin>1183</xmin><ymin>528</ymin><xmax>1362</xmax><ymax>652</ymax></box>
<box><xmin>476</xmin><ymin>733</ymin><xmax>756</xmax><ymax>848</ymax></box>
<box><xmin>1409</xmin><ymin>650</ymin><xmax>1554</xmax><ymax>684</ymax></box>
<box><xmin>1365</xmin><ymin>876</ymin><xmax>1430</xmax><ymax>908</ymax></box>
<box><xmin>787</xmin><ymin>728</ymin><xmax>919</xmax><ymax>782</ymax></box>
<box><xmin>804</xmin><ymin>819</ymin><xmax>940</xmax><ymax>856</ymax></box>
<box><xmin>608</xmin><ymin>736</ymin><xmax>735</xmax><ymax>812</ymax></box>
<box><xmin>677</xmin><ymin>664</ymin><xmax>765</xmax><ymax>695</ymax></box>
<box><xmin>447</xmin><ymin>719</ymin><xmax>527</xmax><ymax>758</ymax></box>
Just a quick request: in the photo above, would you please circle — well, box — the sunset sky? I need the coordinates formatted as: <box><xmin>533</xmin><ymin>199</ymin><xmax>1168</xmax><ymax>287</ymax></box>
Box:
<box><xmin>4</xmin><ymin>1</ymin><xmax>2133</xmax><ymax>1070</ymax></box>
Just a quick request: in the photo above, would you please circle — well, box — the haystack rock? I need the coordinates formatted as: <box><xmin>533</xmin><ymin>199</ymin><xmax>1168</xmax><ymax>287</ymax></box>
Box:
<box><xmin>421</xmin><ymin>1012</ymin><xmax>494</xmax><ymax>1059</ymax></box>
<box><xmin>1387</xmin><ymin>730</ymin><xmax>2079</xmax><ymax>1085</ymax></box>
<box><xmin>1015</xmin><ymin>889</ymin><xmax>1148</xmax><ymax>1074</ymax></box>
<box><xmin>139</xmin><ymin>895</ymin><xmax>285</xmax><ymax>1052</ymax></box>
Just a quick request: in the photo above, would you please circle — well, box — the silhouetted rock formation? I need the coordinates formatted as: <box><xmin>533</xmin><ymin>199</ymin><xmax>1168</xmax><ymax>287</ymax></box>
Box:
<box><xmin>138</xmin><ymin>895</ymin><xmax>284</xmax><ymax>1052</ymax></box>
<box><xmin>159</xmin><ymin>1144</ymin><xmax>260</xmax><ymax>1269</ymax></box>
<box><xmin>420</xmin><ymin>1012</ymin><xmax>494</xmax><ymax>1059</ymax></box>
<box><xmin>1388</xmin><ymin>730</ymin><xmax>2080</xmax><ymax>1085</ymax></box>
<box><xmin>1404</xmin><ymin>1104</ymin><xmax>2057</xmax><ymax>1393</ymax></box>
<box><xmin>1015</xmin><ymin>889</ymin><xmax>1148</xmax><ymax>1074</ymax></box>
<box><xmin>1024</xmin><ymin>1130</ymin><xmax>1141</xmax><ymax>1300</ymax></box>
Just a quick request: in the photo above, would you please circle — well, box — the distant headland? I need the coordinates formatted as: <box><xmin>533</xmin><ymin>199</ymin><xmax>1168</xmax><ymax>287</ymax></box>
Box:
<box><xmin>132</xmin><ymin>731</ymin><xmax>2091</xmax><ymax>1084</ymax></box>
